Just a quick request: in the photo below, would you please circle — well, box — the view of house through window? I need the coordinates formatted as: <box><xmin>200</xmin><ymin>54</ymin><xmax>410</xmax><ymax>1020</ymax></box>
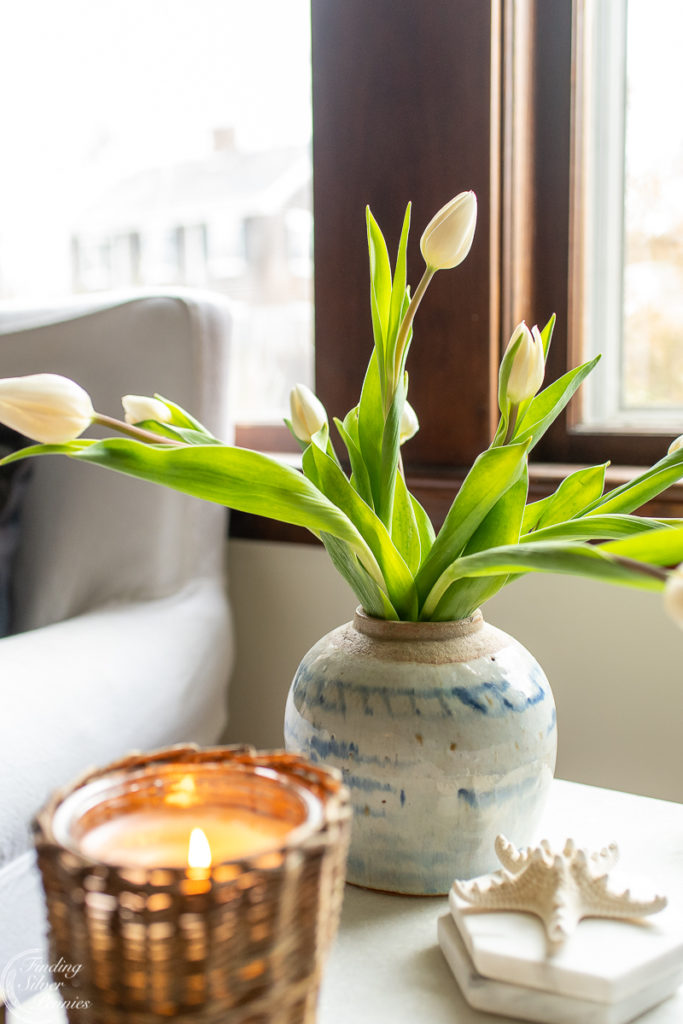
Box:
<box><xmin>0</xmin><ymin>0</ymin><xmax>313</xmax><ymax>423</ymax></box>
<box><xmin>577</xmin><ymin>0</ymin><xmax>683</xmax><ymax>430</ymax></box>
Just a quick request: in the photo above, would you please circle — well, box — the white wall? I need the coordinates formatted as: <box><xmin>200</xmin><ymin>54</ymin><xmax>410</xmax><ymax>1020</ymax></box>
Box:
<box><xmin>226</xmin><ymin>539</ymin><xmax>683</xmax><ymax>804</ymax></box>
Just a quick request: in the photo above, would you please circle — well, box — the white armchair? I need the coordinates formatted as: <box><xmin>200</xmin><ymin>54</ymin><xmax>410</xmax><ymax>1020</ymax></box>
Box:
<box><xmin>0</xmin><ymin>291</ymin><xmax>234</xmax><ymax>970</ymax></box>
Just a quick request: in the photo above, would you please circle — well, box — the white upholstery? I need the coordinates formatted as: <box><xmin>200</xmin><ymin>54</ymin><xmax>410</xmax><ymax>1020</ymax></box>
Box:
<box><xmin>0</xmin><ymin>290</ymin><xmax>234</xmax><ymax>969</ymax></box>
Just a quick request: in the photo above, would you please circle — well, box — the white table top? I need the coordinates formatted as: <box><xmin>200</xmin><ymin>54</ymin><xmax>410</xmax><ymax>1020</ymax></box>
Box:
<box><xmin>318</xmin><ymin>779</ymin><xmax>683</xmax><ymax>1023</ymax></box>
<box><xmin>7</xmin><ymin>779</ymin><xmax>683</xmax><ymax>1024</ymax></box>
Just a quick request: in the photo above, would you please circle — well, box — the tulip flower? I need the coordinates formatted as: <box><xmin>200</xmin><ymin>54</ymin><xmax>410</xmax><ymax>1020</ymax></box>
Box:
<box><xmin>420</xmin><ymin>191</ymin><xmax>477</xmax><ymax>271</ymax></box>
<box><xmin>668</xmin><ymin>434</ymin><xmax>683</xmax><ymax>456</ymax></box>
<box><xmin>391</xmin><ymin>192</ymin><xmax>478</xmax><ymax>394</ymax></box>
<box><xmin>663</xmin><ymin>564</ymin><xmax>683</xmax><ymax>628</ymax></box>
<box><xmin>0</xmin><ymin>373</ymin><xmax>94</xmax><ymax>443</ymax></box>
<box><xmin>122</xmin><ymin>395</ymin><xmax>172</xmax><ymax>426</ymax></box>
<box><xmin>399</xmin><ymin>401</ymin><xmax>419</xmax><ymax>444</ymax></box>
<box><xmin>504</xmin><ymin>322</ymin><xmax>546</xmax><ymax>405</ymax></box>
<box><xmin>289</xmin><ymin>383</ymin><xmax>328</xmax><ymax>443</ymax></box>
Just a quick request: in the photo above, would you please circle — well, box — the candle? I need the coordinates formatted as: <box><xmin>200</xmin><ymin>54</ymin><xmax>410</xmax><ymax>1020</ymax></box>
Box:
<box><xmin>51</xmin><ymin>761</ymin><xmax>323</xmax><ymax>870</ymax></box>
<box><xmin>35</xmin><ymin>747</ymin><xmax>351</xmax><ymax>1024</ymax></box>
<box><xmin>77</xmin><ymin>805</ymin><xmax>298</xmax><ymax>868</ymax></box>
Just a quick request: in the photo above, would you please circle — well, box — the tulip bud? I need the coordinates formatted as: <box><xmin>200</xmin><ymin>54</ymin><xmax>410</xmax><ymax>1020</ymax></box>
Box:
<box><xmin>399</xmin><ymin>400</ymin><xmax>419</xmax><ymax>444</ymax></box>
<box><xmin>122</xmin><ymin>395</ymin><xmax>173</xmax><ymax>426</ymax></box>
<box><xmin>664</xmin><ymin>564</ymin><xmax>683</xmax><ymax>628</ymax></box>
<box><xmin>289</xmin><ymin>383</ymin><xmax>328</xmax><ymax>443</ymax></box>
<box><xmin>504</xmin><ymin>322</ymin><xmax>546</xmax><ymax>405</ymax></box>
<box><xmin>668</xmin><ymin>434</ymin><xmax>683</xmax><ymax>456</ymax></box>
<box><xmin>0</xmin><ymin>373</ymin><xmax>94</xmax><ymax>443</ymax></box>
<box><xmin>420</xmin><ymin>191</ymin><xmax>477</xmax><ymax>271</ymax></box>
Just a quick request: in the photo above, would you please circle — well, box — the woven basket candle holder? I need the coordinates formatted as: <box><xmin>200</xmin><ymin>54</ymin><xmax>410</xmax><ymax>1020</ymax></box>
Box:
<box><xmin>33</xmin><ymin>745</ymin><xmax>351</xmax><ymax>1024</ymax></box>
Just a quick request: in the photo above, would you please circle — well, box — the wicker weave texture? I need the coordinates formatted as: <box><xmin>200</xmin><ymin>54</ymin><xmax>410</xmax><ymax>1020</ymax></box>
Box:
<box><xmin>34</xmin><ymin>746</ymin><xmax>351</xmax><ymax>1024</ymax></box>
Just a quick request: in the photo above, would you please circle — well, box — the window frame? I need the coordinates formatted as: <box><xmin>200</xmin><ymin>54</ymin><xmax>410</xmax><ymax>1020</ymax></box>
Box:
<box><xmin>231</xmin><ymin>0</ymin><xmax>683</xmax><ymax>541</ymax></box>
<box><xmin>521</xmin><ymin>0</ymin><xmax>681</xmax><ymax>469</ymax></box>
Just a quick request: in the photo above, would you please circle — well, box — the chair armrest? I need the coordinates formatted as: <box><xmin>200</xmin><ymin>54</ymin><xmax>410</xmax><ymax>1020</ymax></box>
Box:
<box><xmin>0</xmin><ymin>579</ymin><xmax>233</xmax><ymax>869</ymax></box>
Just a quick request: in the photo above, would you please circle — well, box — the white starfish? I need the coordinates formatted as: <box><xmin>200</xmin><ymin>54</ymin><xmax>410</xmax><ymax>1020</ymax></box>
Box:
<box><xmin>453</xmin><ymin>835</ymin><xmax>667</xmax><ymax>950</ymax></box>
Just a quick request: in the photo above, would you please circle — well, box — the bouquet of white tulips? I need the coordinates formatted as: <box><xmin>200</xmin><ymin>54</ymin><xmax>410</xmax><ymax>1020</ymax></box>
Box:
<box><xmin>3</xmin><ymin>191</ymin><xmax>683</xmax><ymax>623</ymax></box>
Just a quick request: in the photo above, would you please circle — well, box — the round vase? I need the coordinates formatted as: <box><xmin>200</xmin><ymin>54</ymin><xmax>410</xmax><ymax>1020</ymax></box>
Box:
<box><xmin>284</xmin><ymin>608</ymin><xmax>557</xmax><ymax>895</ymax></box>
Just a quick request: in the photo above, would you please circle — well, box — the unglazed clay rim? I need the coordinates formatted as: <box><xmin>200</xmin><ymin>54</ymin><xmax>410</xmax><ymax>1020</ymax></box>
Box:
<box><xmin>353</xmin><ymin>606</ymin><xmax>483</xmax><ymax>641</ymax></box>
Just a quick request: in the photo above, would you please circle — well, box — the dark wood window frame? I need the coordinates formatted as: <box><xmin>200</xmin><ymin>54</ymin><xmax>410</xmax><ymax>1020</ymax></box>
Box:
<box><xmin>232</xmin><ymin>0</ymin><xmax>682</xmax><ymax>542</ymax></box>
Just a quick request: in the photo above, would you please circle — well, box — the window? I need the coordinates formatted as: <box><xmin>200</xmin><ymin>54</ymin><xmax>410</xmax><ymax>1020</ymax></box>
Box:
<box><xmin>288</xmin><ymin>0</ymin><xmax>683</xmax><ymax>549</ymax></box>
<box><xmin>575</xmin><ymin>0</ymin><xmax>683</xmax><ymax>431</ymax></box>
<box><xmin>514</xmin><ymin>0</ymin><xmax>683</xmax><ymax>474</ymax></box>
<box><xmin>0</xmin><ymin>0</ymin><xmax>313</xmax><ymax>424</ymax></box>
<box><xmin>5</xmin><ymin>1</ymin><xmax>678</xmax><ymax>539</ymax></box>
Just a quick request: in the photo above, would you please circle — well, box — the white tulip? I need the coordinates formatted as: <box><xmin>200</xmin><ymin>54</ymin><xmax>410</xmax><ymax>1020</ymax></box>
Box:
<box><xmin>420</xmin><ymin>191</ymin><xmax>477</xmax><ymax>271</ymax></box>
<box><xmin>664</xmin><ymin>564</ymin><xmax>683</xmax><ymax>628</ymax></box>
<box><xmin>505</xmin><ymin>322</ymin><xmax>546</xmax><ymax>405</ymax></box>
<box><xmin>0</xmin><ymin>373</ymin><xmax>94</xmax><ymax>443</ymax></box>
<box><xmin>289</xmin><ymin>383</ymin><xmax>328</xmax><ymax>443</ymax></box>
<box><xmin>668</xmin><ymin>434</ymin><xmax>683</xmax><ymax>455</ymax></box>
<box><xmin>122</xmin><ymin>395</ymin><xmax>172</xmax><ymax>426</ymax></box>
<box><xmin>399</xmin><ymin>400</ymin><xmax>419</xmax><ymax>444</ymax></box>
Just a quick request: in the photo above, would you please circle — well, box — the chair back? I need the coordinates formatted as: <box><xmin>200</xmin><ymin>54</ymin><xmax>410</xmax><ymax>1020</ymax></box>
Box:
<box><xmin>0</xmin><ymin>291</ymin><xmax>232</xmax><ymax>632</ymax></box>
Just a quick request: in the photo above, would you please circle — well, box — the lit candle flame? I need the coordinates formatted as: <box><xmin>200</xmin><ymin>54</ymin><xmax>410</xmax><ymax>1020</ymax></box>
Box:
<box><xmin>188</xmin><ymin>827</ymin><xmax>212</xmax><ymax>869</ymax></box>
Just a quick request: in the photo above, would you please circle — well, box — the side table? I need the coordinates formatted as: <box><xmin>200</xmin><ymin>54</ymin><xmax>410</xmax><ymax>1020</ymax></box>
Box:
<box><xmin>6</xmin><ymin>779</ymin><xmax>683</xmax><ymax>1024</ymax></box>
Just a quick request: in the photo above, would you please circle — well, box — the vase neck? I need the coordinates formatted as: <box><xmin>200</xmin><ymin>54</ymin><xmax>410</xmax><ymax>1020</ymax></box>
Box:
<box><xmin>353</xmin><ymin>608</ymin><xmax>484</xmax><ymax>641</ymax></box>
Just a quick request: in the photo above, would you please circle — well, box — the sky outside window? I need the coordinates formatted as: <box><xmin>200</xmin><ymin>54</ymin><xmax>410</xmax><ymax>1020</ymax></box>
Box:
<box><xmin>0</xmin><ymin>0</ymin><xmax>313</xmax><ymax>421</ymax></box>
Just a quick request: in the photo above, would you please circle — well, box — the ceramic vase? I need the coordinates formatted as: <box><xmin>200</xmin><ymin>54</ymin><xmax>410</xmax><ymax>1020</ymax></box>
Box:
<box><xmin>284</xmin><ymin>608</ymin><xmax>557</xmax><ymax>895</ymax></box>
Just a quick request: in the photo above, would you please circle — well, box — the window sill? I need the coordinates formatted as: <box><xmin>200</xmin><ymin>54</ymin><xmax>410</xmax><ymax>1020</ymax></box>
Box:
<box><xmin>228</xmin><ymin>462</ymin><xmax>683</xmax><ymax>542</ymax></box>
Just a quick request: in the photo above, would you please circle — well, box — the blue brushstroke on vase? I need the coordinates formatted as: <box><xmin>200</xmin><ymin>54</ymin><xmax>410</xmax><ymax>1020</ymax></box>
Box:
<box><xmin>291</xmin><ymin>661</ymin><xmax>547</xmax><ymax>721</ymax></box>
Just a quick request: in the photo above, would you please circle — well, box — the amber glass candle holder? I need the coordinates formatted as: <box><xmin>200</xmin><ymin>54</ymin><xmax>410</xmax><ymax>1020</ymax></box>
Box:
<box><xmin>33</xmin><ymin>745</ymin><xmax>351</xmax><ymax>1024</ymax></box>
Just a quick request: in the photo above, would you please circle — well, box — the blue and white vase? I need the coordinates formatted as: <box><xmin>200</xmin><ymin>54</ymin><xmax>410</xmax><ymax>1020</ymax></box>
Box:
<box><xmin>284</xmin><ymin>608</ymin><xmax>557</xmax><ymax>895</ymax></box>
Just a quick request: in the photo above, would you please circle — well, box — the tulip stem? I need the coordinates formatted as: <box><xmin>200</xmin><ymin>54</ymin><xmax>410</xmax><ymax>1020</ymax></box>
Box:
<box><xmin>503</xmin><ymin>404</ymin><xmax>519</xmax><ymax>446</ymax></box>
<box><xmin>93</xmin><ymin>413</ymin><xmax>182</xmax><ymax>446</ymax></box>
<box><xmin>390</xmin><ymin>266</ymin><xmax>436</xmax><ymax>406</ymax></box>
<box><xmin>612</xmin><ymin>555</ymin><xmax>668</xmax><ymax>583</ymax></box>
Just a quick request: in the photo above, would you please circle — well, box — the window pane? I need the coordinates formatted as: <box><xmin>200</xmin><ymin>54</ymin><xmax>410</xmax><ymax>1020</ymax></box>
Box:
<box><xmin>0</xmin><ymin>0</ymin><xmax>313</xmax><ymax>423</ymax></box>
<box><xmin>575</xmin><ymin>0</ymin><xmax>683</xmax><ymax>429</ymax></box>
<box><xmin>622</xmin><ymin>0</ymin><xmax>683</xmax><ymax>412</ymax></box>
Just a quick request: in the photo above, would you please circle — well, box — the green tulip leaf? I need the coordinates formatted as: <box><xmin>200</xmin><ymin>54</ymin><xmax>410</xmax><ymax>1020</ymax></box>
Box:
<box><xmin>584</xmin><ymin>447</ymin><xmax>683</xmax><ymax>516</ymax></box>
<box><xmin>357</xmin><ymin>349</ymin><xmax>384</xmax><ymax>511</ymax></box>
<box><xmin>366</xmin><ymin>206</ymin><xmax>392</xmax><ymax>379</ymax></box>
<box><xmin>421</xmin><ymin>539</ymin><xmax>666</xmax><ymax>621</ymax></box>
<box><xmin>394</xmin><ymin>289</ymin><xmax>414</xmax><ymax>381</ymax></box>
<box><xmin>433</xmin><ymin>465</ymin><xmax>529</xmax><ymax>620</ymax></box>
<box><xmin>414</xmin><ymin>441</ymin><xmax>530</xmax><ymax>606</ymax></box>
<box><xmin>539</xmin><ymin>313</ymin><xmax>556</xmax><ymax>358</ymax></box>
<box><xmin>386</xmin><ymin>204</ymin><xmax>411</xmax><ymax>382</ymax></box>
<box><xmin>334</xmin><ymin>416</ymin><xmax>373</xmax><ymax>506</ymax></box>
<box><xmin>601</xmin><ymin>524</ymin><xmax>683</xmax><ymax>565</ymax></box>
<box><xmin>514</xmin><ymin>355</ymin><xmax>601</xmax><ymax>451</ymax></box>
<box><xmin>124</xmin><ymin>420</ymin><xmax>225</xmax><ymax>446</ymax></box>
<box><xmin>154</xmin><ymin>394</ymin><xmax>218</xmax><ymax>437</ymax></box>
<box><xmin>307</xmin><ymin>432</ymin><xmax>418</xmax><ymax>619</ymax></box>
<box><xmin>320</xmin><ymin>533</ymin><xmax>398</xmax><ymax>620</ymax></box>
<box><xmin>410</xmin><ymin>491</ymin><xmax>435</xmax><ymax>558</ymax></box>
<box><xmin>391</xmin><ymin>470</ymin><xmax>422</xmax><ymax>575</ymax></box>
<box><xmin>5</xmin><ymin>438</ymin><xmax>387</xmax><ymax>579</ymax></box>
<box><xmin>377</xmin><ymin>375</ymin><xmax>406</xmax><ymax>524</ymax></box>
<box><xmin>520</xmin><ymin>514</ymin><xmax>670</xmax><ymax>545</ymax></box>
<box><xmin>522</xmin><ymin>463</ymin><xmax>608</xmax><ymax>534</ymax></box>
<box><xmin>342</xmin><ymin>405</ymin><xmax>360</xmax><ymax>446</ymax></box>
